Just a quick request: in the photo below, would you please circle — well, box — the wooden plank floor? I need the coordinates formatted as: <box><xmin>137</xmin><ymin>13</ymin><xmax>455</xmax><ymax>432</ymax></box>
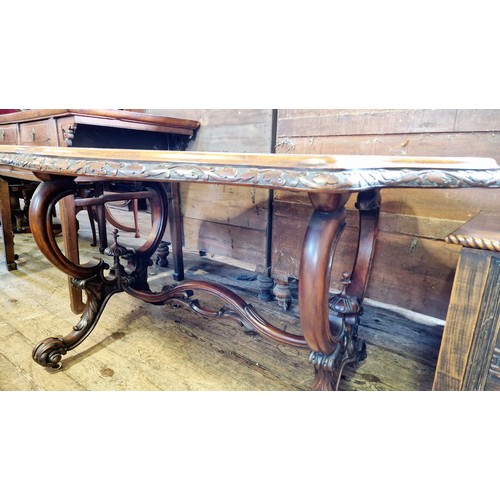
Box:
<box><xmin>0</xmin><ymin>206</ymin><xmax>445</xmax><ymax>391</ymax></box>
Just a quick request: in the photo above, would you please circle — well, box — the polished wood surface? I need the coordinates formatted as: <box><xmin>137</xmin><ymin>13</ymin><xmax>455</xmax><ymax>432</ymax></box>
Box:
<box><xmin>0</xmin><ymin>109</ymin><xmax>200</xmax><ymax>135</ymax></box>
<box><xmin>0</xmin><ymin>145</ymin><xmax>498</xmax><ymax>190</ymax></box>
<box><xmin>1</xmin><ymin>144</ymin><xmax>499</xmax><ymax>390</ymax></box>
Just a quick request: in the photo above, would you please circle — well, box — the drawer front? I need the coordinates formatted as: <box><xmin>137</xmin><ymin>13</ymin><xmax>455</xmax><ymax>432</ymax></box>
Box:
<box><xmin>0</xmin><ymin>124</ymin><xmax>18</xmax><ymax>144</ymax></box>
<box><xmin>19</xmin><ymin>120</ymin><xmax>57</xmax><ymax>145</ymax></box>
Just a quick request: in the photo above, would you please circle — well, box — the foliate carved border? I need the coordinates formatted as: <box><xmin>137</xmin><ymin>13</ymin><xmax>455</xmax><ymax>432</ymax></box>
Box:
<box><xmin>2</xmin><ymin>152</ymin><xmax>500</xmax><ymax>192</ymax></box>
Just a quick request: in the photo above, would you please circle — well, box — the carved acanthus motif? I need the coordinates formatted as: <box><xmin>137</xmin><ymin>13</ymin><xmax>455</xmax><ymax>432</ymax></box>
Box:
<box><xmin>329</xmin><ymin>273</ymin><xmax>362</xmax><ymax>317</ymax></box>
<box><xmin>309</xmin><ymin>330</ymin><xmax>366</xmax><ymax>391</ymax></box>
<box><xmin>62</xmin><ymin>124</ymin><xmax>77</xmax><ymax>146</ymax></box>
<box><xmin>2</xmin><ymin>151</ymin><xmax>500</xmax><ymax>193</ymax></box>
<box><xmin>309</xmin><ymin>272</ymin><xmax>366</xmax><ymax>390</ymax></box>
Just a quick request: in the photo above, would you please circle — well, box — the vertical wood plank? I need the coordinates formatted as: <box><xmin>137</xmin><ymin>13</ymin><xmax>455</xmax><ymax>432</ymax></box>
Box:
<box><xmin>462</xmin><ymin>256</ymin><xmax>500</xmax><ymax>390</ymax></box>
<box><xmin>432</xmin><ymin>249</ymin><xmax>490</xmax><ymax>390</ymax></box>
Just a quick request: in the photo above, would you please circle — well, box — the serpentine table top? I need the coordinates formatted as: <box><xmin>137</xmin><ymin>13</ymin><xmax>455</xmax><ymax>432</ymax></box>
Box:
<box><xmin>1</xmin><ymin>145</ymin><xmax>499</xmax><ymax>191</ymax></box>
<box><xmin>1</xmin><ymin>144</ymin><xmax>499</xmax><ymax>391</ymax></box>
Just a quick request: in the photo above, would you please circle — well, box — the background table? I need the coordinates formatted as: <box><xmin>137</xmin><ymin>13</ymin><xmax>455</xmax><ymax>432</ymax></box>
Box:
<box><xmin>0</xmin><ymin>109</ymin><xmax>199</xmax><ymax>312</ymax></box>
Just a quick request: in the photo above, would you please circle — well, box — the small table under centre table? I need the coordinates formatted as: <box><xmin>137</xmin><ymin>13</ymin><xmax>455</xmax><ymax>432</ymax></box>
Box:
<box><xmin>1</xmin><ymin>144</ymin><xmax>499</xmax><ymax>391</ymax></box>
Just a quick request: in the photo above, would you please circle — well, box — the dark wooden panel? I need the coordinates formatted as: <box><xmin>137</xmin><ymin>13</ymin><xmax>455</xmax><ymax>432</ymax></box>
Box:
<box><xmin>147</xmin><ymin>109</ymin><xmax>272</xmax><ymax>151</ymax></box>
<box><xmin>455</xmin><ymin>109</ymin><xmax>500</xmax><ymax>133</ymax></box>
<box><xmin>278</xmin><ymin>109</ymin><xmax>457</xmax><ymax>137</ymax></box>
<box><xmin>147</xmin><ymin>109</ymin><xmax>271</xmax><ymax>127</ymax></box>
<box><xmin>273</xmin><ymin>201</ymin><xmax>463</xmax><ymax>239</ymax></box>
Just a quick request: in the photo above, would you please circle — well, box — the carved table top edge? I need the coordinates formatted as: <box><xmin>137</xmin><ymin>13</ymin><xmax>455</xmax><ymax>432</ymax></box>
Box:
<box><xmin>0</xmin><ymin>145</ymin><xmax>499</xmax><ymax>193</ymax></box>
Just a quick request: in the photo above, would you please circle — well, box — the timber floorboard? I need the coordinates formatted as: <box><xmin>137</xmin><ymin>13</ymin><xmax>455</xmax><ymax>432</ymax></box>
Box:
<box><xmin>0</xmin><ymin>207</ymin><xmax>444</xmax><ymax>391</ymax></box>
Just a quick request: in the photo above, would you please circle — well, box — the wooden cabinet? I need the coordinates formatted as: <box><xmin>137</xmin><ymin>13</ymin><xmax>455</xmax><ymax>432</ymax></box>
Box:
<box><xmin>0</xmin><ymin>109</ymin><xmax>199</xmax><ymax>150</ymax></box>
<box><xmin>0</xmin><ymin>109</ymin><xmax>199</xmax><ymax>312</ymax></box>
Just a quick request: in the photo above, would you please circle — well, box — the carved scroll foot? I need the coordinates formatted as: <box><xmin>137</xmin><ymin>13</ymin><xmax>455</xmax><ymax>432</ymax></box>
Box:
<box><xmin>32</xmin><ymin>337</ymin><xmax>68</xmax><ymax>370</ymax></box>
<box><xmin>310</xmin><ymin>349</ymin><xmax>342</xmax><ymax>391</ymax></box>
<box><xmin>310</xmin><ymin>335</ymin><xmax>366</xmax><ymax>391</ymax></box>
<box><xmin>310</xmin><ymin>272</ymin><xmax>367</xmax><ymax>390</ymax></box>
<box><xmin>32</xmin><ymin>272</ymin><xmax>122</xmax><ymax>370</ymax></box>
<box><xmin>31</xmin><ymin>231</ymin><xmax>137</xmax><ymax>370</ymax></box>
<box><xmin>28</xmin><ymin>179</ymin><xmax>169</xmax><ymax>371</ymax></box>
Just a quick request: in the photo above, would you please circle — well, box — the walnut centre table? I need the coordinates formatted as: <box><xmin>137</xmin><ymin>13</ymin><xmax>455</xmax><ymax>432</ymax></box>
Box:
<box><xmin>1</xmin><ymin>145</ymin><xmax>499</xmax><ymax>390</ymax></box>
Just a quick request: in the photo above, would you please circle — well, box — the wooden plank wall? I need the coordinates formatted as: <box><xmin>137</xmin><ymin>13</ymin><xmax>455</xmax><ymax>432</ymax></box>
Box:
<box><xmin>145</xmin><ymin>109</ymin><xmax>274</xmax><ymax>272</ymax></box>
<box><xmin>272</xmin><ymin>109</ymin><xmax>500</xmax><ymax>319</ymax></box>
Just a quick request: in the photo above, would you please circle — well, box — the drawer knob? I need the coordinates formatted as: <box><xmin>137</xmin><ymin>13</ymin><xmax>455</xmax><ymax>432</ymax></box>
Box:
<box><xmin>31</xmin><ymin>129</ymin><xmax>36</xmax><ymax>141</ymax></box>
<box><xmin>0</xmin><ymin>130</ymin><xmax>4</xmax><ymax>141</ymax></box>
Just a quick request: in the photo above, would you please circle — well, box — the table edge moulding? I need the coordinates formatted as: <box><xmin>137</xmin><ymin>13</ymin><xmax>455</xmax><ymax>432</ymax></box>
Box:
<box><xmin>1</xmin><ymin>144</ymin><xmax>500</xmax><ymax>391</ymax></box>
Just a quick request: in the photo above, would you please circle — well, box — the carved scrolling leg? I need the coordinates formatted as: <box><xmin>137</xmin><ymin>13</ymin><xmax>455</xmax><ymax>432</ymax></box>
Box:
<box><xmin>29</xmin><ymin>178</ymin><xmax>169</xmax><ymax>369</ymax></box>
<box><xmin>299</xmin><ymin>190</ymin><xmax>380</xmax><ymax>391</ymax></box>
<box><xmin>32</xmin><ymin>272</ymin><xmax>121</xmax><ymax>369</ymax></box>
